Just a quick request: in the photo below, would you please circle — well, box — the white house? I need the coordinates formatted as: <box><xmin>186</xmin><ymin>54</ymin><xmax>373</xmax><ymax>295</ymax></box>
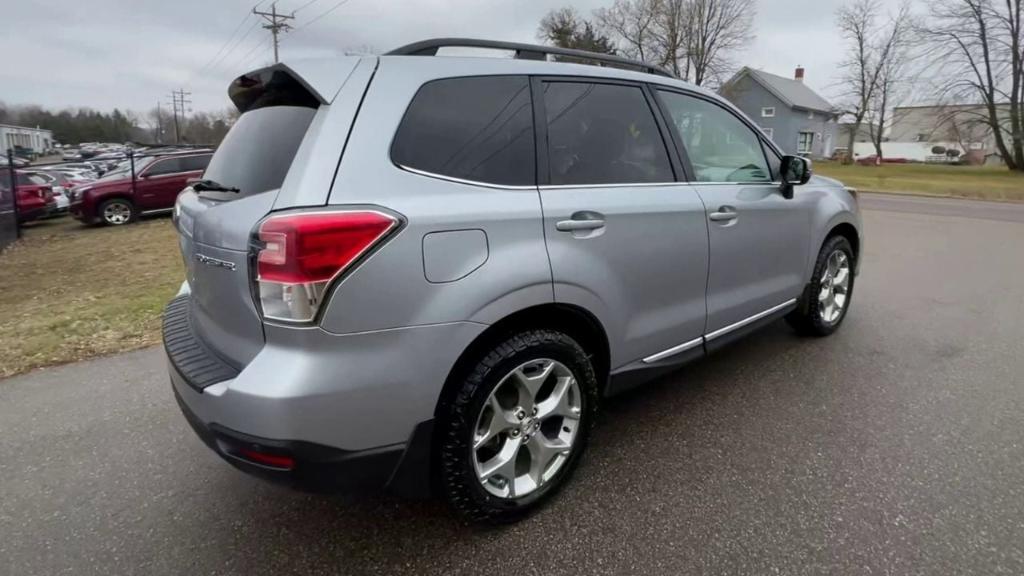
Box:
<box><xmin>0</xmin><ymin>124</ymin><xmax>54</xmax><ymax>157</ymax></box>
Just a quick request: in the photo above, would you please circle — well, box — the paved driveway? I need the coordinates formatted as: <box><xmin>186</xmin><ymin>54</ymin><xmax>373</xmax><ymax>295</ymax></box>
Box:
<box><xmin>2</xmin><ymin>195</ymin><xmax>1023</xmax><ymax>575</ymax></box>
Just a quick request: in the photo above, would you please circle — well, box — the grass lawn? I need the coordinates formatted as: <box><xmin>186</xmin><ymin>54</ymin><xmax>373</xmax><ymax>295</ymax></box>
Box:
<box><xmin>814</xmin><ymin>162</ymin><xmax>1024</xmax><ymax>202</ymax></box>
<box><xmin>0</xmin><ymin>216</ymin><xmax>183</xmax><ymax>378</ymax></box>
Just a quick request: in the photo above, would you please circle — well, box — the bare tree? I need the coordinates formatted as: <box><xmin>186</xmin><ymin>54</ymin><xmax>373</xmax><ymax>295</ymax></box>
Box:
<box><xmin>538</xmin><ymin>7</ymin><xmax>618</xmax><ymax>54</ymax></box>
<box><xmin>685</xmin><ymin>0</ymin><xmax>756</xmax><ymax>86</ymax></box>
<box><xmin>836</xmin><ymin>0</ymin><xmax>913</xmax><ymax>164</ymax></box>
<box><xmin>594</xmin><ymin>0</ymin><xmax>661</xmax><ymax>63</ymax></box>
<box><xmin>919</xmin><ymin>0</ymin><xmax>1024</xmax><ymax>171</ymax></box>
<box><xmin>867</xmin><ymin>3</ymin><xmax>915</xmax><ymax>159</ymax></box>
<box><xmin>595</xmin><ymin>0</ymin><xmax>754</xmax><ymax>86</ymax></box>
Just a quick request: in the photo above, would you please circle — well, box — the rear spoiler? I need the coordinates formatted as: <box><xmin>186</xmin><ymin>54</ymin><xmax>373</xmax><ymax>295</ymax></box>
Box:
<box><xmin>228</xmin><ymin>58</ymin><xmax>364</xmax><ymax>113</ymax></box>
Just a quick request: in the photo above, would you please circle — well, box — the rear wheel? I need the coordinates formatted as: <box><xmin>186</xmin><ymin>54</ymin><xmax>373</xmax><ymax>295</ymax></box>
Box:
<box><xmin>99</xmin><ymin>198</ymin><xmax>134</xmax><ymax>226</ymax></box>
<box><xmin>787</xmin><ymin>235</ymin><xmax>855</xmax><ymax>336</ymax></box>
<box><xmin>438</xmin><ymin>329</ymin><xmax>598</xmax><ymax>523</ymax></box>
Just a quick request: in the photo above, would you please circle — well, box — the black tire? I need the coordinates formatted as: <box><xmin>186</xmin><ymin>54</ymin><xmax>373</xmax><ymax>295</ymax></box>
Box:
<box><xmin>98</xmin><ymin>198</ymin><xmax>135</xmax><ymax>226</ymax></box>
<box><xmin>787</xmin><ymin>235</ymin><xmax>856</xmax><ymax>336</ymax></box>
<box><xmin>437</xmin><ymin>329</ymin><xmax>598</xmax><ymax>524</ymax></box>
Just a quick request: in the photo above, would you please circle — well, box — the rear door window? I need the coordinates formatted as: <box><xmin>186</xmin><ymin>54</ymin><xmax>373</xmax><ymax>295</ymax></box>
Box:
<box><xmin>180</xmin><ymin>154</ymin><xmax>211</xmax><ymax>172</ymax></box>
<box><xmin>146</xmin><ymin>158</ymin><xmax>184</xmax><ymax>176</ymax></box>
<box><xmin>542</xmin><ymin>81</ymin><xmax>674</xmax><ymax>186</ymax></box>
<box><xmin>391</xmin><ymin>76</ymin><xmax>535</xmax><ymax>186</ymax></box>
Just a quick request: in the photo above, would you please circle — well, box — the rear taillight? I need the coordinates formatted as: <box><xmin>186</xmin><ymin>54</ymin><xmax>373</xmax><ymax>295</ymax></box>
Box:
<box><xmin>254</xmin><ymin>210</ymin><xmax>398</xmax><ymax>323</ymax></box>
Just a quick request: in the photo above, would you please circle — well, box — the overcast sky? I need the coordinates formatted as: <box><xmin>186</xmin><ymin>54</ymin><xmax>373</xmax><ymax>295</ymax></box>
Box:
<box><xmin>1</xmin><ymin>0</ymin><xmax>908</xmax><ymax>116</ymax></box>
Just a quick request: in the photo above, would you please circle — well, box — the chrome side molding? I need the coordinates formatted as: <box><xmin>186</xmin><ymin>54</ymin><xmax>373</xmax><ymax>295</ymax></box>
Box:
<box><xmin>642</xmin><ymin>298</ymin><xmax>798</xmax><ymax>364</ymax></box>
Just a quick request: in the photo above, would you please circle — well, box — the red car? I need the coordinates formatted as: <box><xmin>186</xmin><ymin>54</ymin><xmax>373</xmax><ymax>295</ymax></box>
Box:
<box><xmin>69</xmin><ymin>152</ymin><xmax>212</xmax><ymax>226</ymax></box>
<box><xmin>0</xmin><ymin>168</ymin><xmax>56</xmax><ymax>223</ymax></box>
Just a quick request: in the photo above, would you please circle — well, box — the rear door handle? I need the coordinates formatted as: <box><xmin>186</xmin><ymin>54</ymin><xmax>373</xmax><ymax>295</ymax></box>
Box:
<box><xmin>709</xmin><ymin>207</ymin><xmax>738</xmax><ymax>222</ymax></box>
<box><xmin>556</xmin><ymin>218</ymin><xmax>606</xmax><ymax>231</ymax></box>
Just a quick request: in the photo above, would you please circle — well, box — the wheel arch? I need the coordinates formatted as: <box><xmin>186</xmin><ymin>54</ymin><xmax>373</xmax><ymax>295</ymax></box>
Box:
<box><xmin>825</xmin><ymin>221</ymin><xmax>860</xmax><ymax>266</ymax></box>
<box><xmin>434</xmin><ymin>302</ymin><xmax>611</xmax><ymax>420</ymax></box>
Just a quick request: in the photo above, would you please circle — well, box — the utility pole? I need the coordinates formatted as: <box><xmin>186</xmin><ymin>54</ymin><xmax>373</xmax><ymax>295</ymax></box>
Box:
<box><xmin>155</xmin><ymin>101</ymin><xmax>163</xmax><ymax>144</ymax></box>
<box><xmin>167</xmin><ymin>89</ymin><xmax>192</xmax><ymax>144</ymax></box>
<box><xmin>253</xmin><ymin>2</ymin><xmax>294</xmax><ymax>63</ymax></box>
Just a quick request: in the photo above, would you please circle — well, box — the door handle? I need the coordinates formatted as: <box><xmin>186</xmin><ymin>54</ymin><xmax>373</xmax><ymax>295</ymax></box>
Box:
<box><xmin>709</xmin><ymin>207</ymin><xmax>738</xmax><ymax>222</ymax></box>
<box><xmin>556</xmin><ymin>218</ymin><xmax>606</xmax><ymax>231</ymax></box>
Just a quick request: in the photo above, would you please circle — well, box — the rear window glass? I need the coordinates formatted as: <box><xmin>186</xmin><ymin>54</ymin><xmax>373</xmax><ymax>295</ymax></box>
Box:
<box><xmin>202</xmin><ymin>106</ymin><xmax>315</xmax><ymax>198</ymax></box>
<box><xmin>391</xmin><ymin>76</ymin><xmax>535</xmax><ymax>187</ymax></box>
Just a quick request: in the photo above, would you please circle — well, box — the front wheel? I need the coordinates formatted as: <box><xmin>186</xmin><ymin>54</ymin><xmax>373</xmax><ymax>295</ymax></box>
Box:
<box><xmin>787</xmin><ymin>235</ymin><xmax>856</xmax><ymax>336</ymax></box>
<box><xmin>99</xmin><ymin>198</ymin><xmax>135</xmax><ymax>226</ymax></box>
<box><xmin>437</xmin><ymin>329</ymin><xmax>598</xmax><ymax>523</ymax></box>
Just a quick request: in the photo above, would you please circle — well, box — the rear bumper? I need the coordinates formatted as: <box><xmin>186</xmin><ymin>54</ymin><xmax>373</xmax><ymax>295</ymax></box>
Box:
<box><xmin>172</xmin><ymin>380</ymin><xmax>410</xmax><ymax>493</ymax></box>
<box><xmin>163</xmin><ymin>291</ymin><xmax>486</xmax><ymax>495</ymax></box>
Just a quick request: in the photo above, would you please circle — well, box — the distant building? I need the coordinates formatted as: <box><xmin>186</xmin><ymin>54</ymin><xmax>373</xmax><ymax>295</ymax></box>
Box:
<box><xmin>0</xmin><ymin>124</ymin><xmax>54</xmax><ymax>158</ymax></box>
<box><xmin>887</xmin><ymin>103</ymin><xmax>1008</xmax><ymax>165</ymax></box>
<box><xmin>720</xmin><ymin>66</ymin><xmax>840</xmax><ymax>159</ymax></box>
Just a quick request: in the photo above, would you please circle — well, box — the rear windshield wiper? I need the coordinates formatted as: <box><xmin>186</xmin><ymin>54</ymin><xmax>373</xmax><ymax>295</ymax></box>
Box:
<box><xmin>191</xmin><ymin>179</ymin><xmax>240</xmax><ymax>193</ymax></box>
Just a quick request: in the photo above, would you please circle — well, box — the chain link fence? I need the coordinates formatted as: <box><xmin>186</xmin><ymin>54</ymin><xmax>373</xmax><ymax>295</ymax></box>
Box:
<box><xmin>0</xmin><ymin>145</ymin><xmax>214</xmax><ymax>250</ymax></box>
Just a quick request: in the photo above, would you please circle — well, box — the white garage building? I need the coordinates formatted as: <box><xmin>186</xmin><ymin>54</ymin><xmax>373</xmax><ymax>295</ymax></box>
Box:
<box><xmin>0</xmin><ymin>123</ymin><xmax>54</xmax><ymax>156</ymax></box>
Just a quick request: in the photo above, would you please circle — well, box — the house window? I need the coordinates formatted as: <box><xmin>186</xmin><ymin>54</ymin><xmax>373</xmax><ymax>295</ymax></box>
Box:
<box><xmin>760</xmin><ymin>126</ymin><xmax>774</xmax><ymax>140</ymax></box>
<box><xmin>761</xmin><ymin>107</ymin><xmax>775</xmax><ymax>118</ymax></box>
<box><xmin>797</xmin><ymin>131</ymin><xmax>814</xmax><ymax>154</ymax></box>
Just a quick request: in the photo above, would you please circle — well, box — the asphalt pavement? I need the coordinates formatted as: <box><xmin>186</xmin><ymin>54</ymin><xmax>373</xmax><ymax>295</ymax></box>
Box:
<box><xmin>2</xmin><ymin>196</ymin><xmax>1023</xmax><ymax>575</ymax></box>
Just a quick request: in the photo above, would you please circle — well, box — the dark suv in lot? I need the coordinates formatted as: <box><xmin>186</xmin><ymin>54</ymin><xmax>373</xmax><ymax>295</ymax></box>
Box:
<box><xmin>70</xmin><ymin>152</ymin><xmax>212</xmax><ymax>225</ymax></box>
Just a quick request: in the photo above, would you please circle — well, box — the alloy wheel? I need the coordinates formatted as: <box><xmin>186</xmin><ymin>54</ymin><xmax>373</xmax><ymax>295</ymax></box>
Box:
<box><xmin>818</xmin><ymin>249</ymin><xmax>851</xmax><ymax>324</ymax></box>
<box><xmin>103</xmin><ymin>202</ymin><xmax>131</xmax><ymax>225</ymax></box>
<box><xmin>472</xmin><ymin>358</ymin><xmax>582</xmax><ymax>499</ymax></box>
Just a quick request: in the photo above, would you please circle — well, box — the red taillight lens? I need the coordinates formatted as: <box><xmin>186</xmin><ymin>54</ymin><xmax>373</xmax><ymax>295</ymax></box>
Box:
<box><xmin>237</xmin><ymin>448</ymin><xmax>295</xmax><ymax>470</ymax></box>
<box><xmin>254</xmin><ymin>211</ymin><xmax>398</xmax><ymax>322</ymax></box>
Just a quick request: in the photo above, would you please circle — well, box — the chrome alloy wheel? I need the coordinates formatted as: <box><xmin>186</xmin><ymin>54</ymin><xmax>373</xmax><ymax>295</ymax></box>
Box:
<box><xmin>819</xmin><ymin>249</ymin><xmax>851</xmax><ymax>324</ymax></box>
<box><xmin>472</xmin><ymin>358</ymin><xmax>582</xmax><ymax>499</ymax></box>
<box><xmin>103</xmin><ymin>201</ymin><xmax>131</xmax><ymax>225</ymax></box>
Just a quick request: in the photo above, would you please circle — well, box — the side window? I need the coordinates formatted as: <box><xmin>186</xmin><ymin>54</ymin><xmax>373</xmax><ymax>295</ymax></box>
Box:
<box><xmin>657</xmin><ymin>90</ymin><xmax>772</xmax><ymax>183</ymax></box>
<box><xmin>543</xmin><ymin>81</ymin><xmax>674</xmax><ymax>185</ymax></box>
<box><xmin>181</xmin><ymin>155</ymin><xmax>211</xmax><ymax>172</ymax></box>
<box><xmin>391</xmin><ymin>76</ymin><xmax>535</xmax><ymax>186</ymax></box>
<box><xmin>146</xmin><ymin>158</ymin><xmax>183</xmax><ymax>176</ymax></box>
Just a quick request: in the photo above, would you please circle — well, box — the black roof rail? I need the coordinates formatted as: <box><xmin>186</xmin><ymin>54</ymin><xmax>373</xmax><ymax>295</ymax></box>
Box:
<box><xmin>385</xmin><ymin>38</ymin><xmax>676</xmax><ymax>79</ymax></box>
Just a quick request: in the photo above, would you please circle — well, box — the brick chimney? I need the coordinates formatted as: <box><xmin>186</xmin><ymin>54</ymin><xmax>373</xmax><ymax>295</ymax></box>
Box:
<box><xmin>795</xmin><ymin>66</ymin><xmax>805</xmax><ymax>82</ymax></box>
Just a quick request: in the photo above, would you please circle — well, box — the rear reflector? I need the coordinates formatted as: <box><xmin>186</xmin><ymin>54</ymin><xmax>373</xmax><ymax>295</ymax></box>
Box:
<box><xmin>254</xmin><ymin>211</ymin><xmax>398</xmax><ymax>322</ymax></box>
<box><xmin>238</xmin><ymin>448</ymin><xmax>296</xmax><ymax>470</ymax></box>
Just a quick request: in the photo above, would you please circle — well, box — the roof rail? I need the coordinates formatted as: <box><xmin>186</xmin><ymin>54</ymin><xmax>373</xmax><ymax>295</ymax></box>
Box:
<box><xmin>385</xmin><ymin>38</ymin><xmax>676</xmax><ymax>79</ymax></box>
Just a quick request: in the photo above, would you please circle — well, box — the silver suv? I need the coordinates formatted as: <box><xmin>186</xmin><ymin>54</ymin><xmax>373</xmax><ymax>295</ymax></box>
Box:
<box><xmin>165</xmin><ymin>39</ymin><xmax>861</xmax><ymax>523</ymax></box>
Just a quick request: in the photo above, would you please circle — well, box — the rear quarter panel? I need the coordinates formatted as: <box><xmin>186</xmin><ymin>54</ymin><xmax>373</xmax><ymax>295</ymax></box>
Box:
<box><xmin>319</xmin><ymin>58</ymin><xmax>553</xmax><ymax>334</ymax></box>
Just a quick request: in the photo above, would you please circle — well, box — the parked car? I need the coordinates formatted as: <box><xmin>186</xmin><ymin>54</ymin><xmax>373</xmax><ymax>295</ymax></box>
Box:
<box><xmin>69</xmin><ymin>151</ymin><xmax>212</xmax><ymax>225</ymax></box>
<box><xmin>0</xmin><ymin>168</ymin><xmax>56</xmax><ymax>223</ymax></box>
<box><xmin>6</xmin><ymin>156</ymin><xmax>31</xmax><ymax>168</ymax></box>
<box><xmin>44</xmin><ymin>162</ymin><xmax>101</xmax><ymax>179</ymax></box>
<box><xmin>61</xmin><ymin>149</ymin><xmax>82</xmax><ymax>162</ymax></box>
<box><xmin>164</xmin><ymin>39</ymin><xmax>862</xmax><ymax>523</ymax></box>
<box><xmin>26</xmin><ymin>171</ymin><xmax>72</xmax><ymax>216</ymax></box>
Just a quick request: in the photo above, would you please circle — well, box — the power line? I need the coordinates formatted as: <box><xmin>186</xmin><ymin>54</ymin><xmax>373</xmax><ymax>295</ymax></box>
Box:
<box><xmin>295</xmin><ymin>0</ymin><xmax>351</xmax><ymax>31</ymax></box>
<box><xmin>292</xmin><ymin>0</ymin><xmax>321</xmax><ymax>13</ymax></box>
<box><xmin>207</xmin><ymin>17</ymin><xmax>262</xmax><ymax>73</ymax></box>
<box><xmin>253</xmin><ymin>2</ymin><xmax>295</xmax><ymax>63</ymax></box>
<box><xmin>198</xmin><ymin>4</ymin><xmax>259</xmax><ymax>73</ymax></box>
<box><xmin>237</xmin><ymin>37</ymin><xmax>273</xmax><ymax>71</ymax></box>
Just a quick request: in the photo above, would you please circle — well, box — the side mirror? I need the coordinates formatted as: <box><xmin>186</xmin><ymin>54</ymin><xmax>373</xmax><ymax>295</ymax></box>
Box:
<box><xmin>779</xmin><ymin>155</ymin><xmax>813</xmax><ymax>199</ymax></box>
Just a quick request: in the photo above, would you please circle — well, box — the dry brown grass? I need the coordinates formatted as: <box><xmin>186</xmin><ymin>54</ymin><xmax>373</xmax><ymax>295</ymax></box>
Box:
<box><xmin>0</xmin><ymin>216</ymin><xmax>183</xmax><ymax>378</ymax></box>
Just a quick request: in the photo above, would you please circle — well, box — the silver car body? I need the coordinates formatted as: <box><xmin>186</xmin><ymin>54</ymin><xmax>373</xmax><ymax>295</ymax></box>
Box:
<box><xmin>167</xmin><ymin>53</ymin><xmax>861</xmax><ymax>490</ymax></box>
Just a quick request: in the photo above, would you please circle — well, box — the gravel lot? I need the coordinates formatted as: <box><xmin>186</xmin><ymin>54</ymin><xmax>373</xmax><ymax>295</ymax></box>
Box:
<box><xmin>2</xmin><ymin>194</ymin><xmax>1023</xmax><ymax>575</ymax></box>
